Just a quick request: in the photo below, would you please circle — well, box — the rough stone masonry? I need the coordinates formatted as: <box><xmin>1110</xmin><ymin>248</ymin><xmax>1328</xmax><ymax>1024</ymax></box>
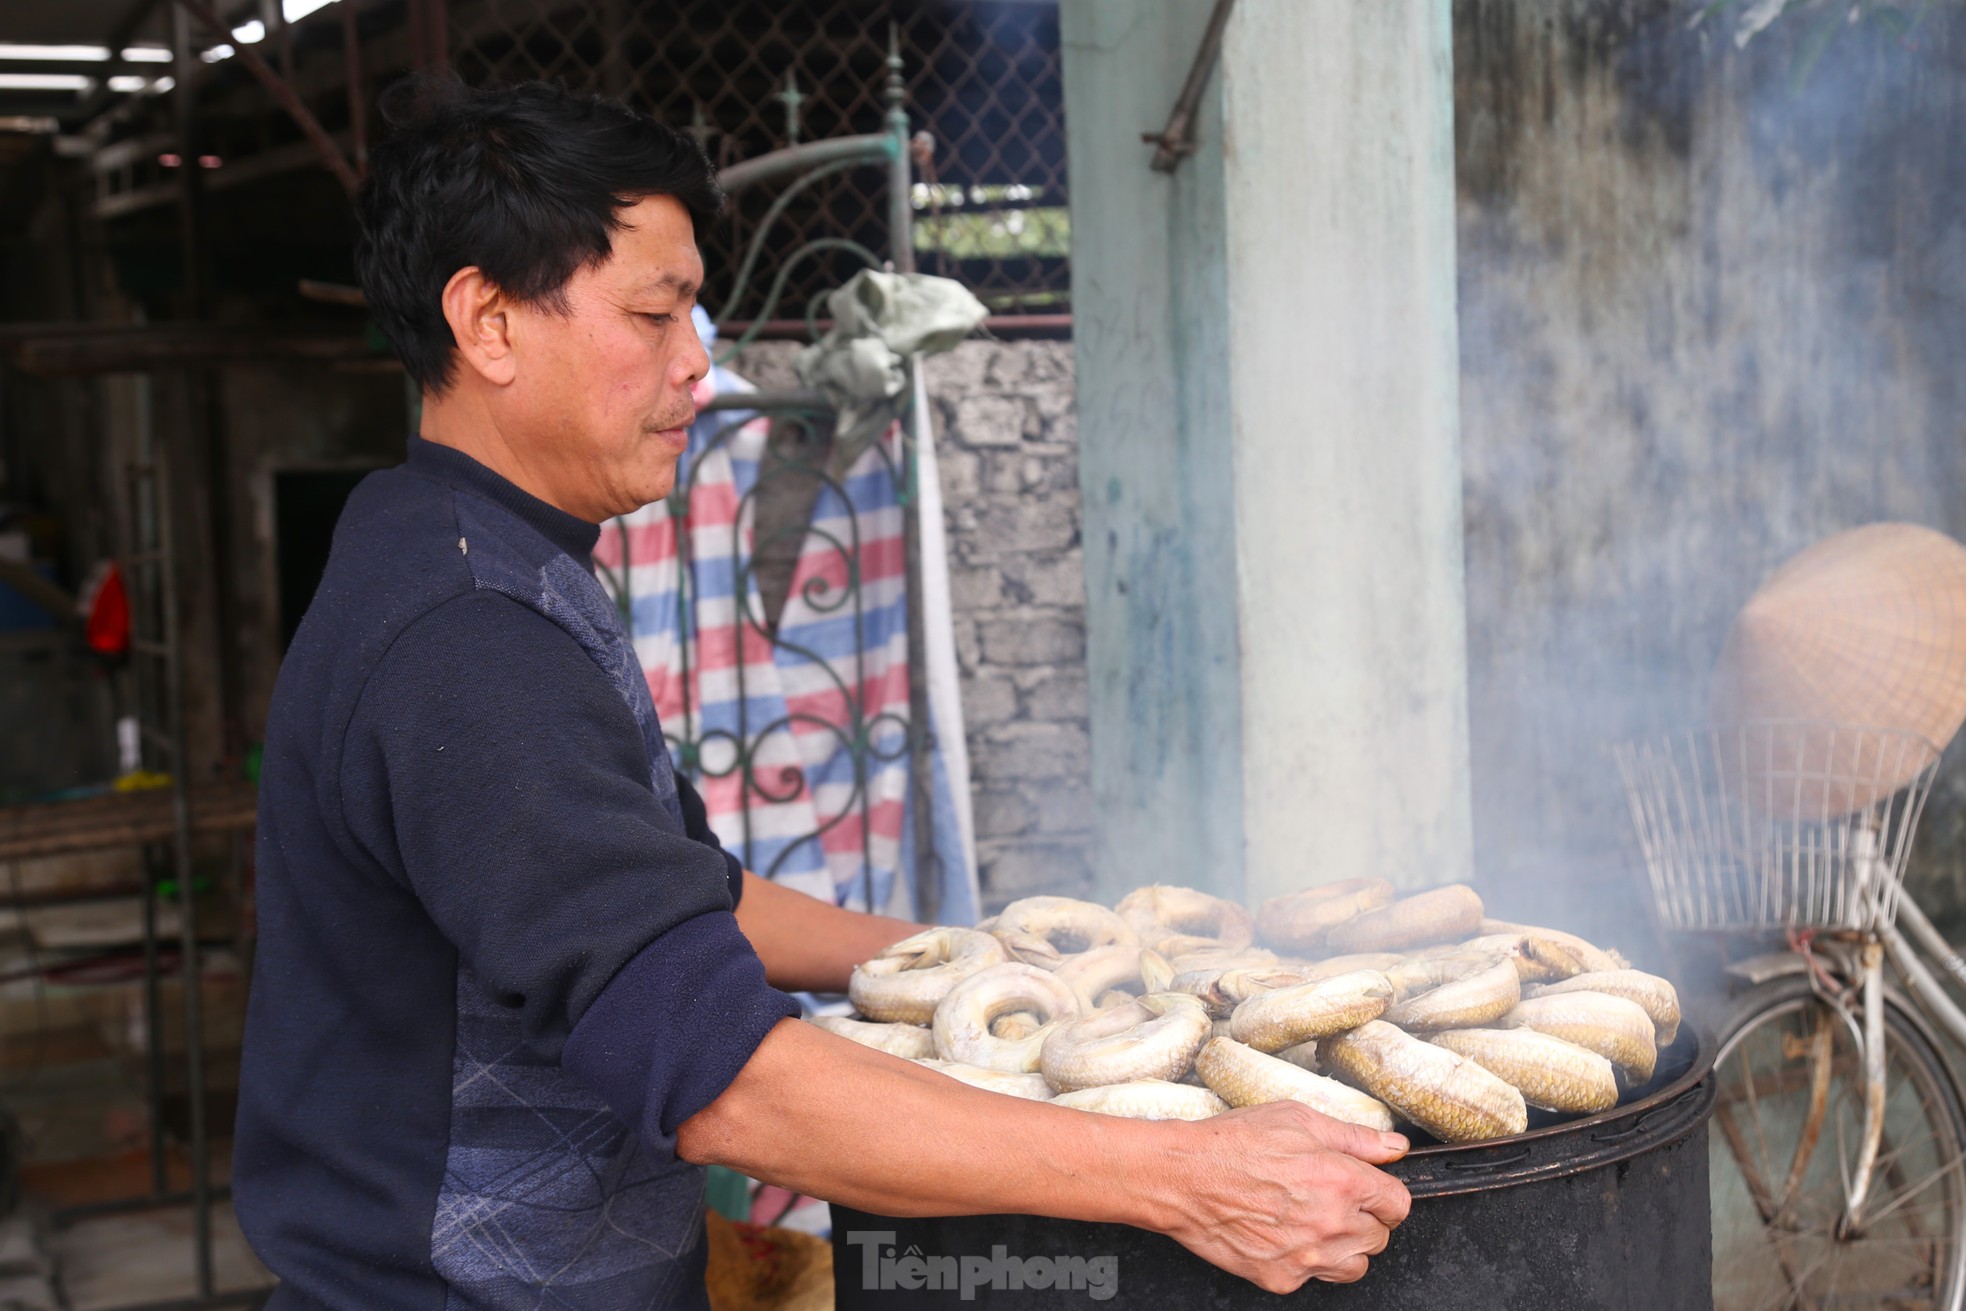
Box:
<box><xmin>733</xmin><ymin>339</ymin><xmax>1093</xmax><ymax>914</ymax></box>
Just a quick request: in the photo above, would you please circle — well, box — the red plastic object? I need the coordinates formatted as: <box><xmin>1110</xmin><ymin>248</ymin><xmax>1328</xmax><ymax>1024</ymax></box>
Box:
<box><xmin>83</xmin><ymin>561</ymin><xmax>130</xmax><ymax>656</ymax></box>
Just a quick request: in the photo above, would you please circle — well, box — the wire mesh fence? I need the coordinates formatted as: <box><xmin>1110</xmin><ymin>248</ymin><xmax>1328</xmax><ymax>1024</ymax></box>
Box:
<box><xmin>446</xmin><ymin>0</ymin><xmax>1070</xmax><ymax>320</ymax></box>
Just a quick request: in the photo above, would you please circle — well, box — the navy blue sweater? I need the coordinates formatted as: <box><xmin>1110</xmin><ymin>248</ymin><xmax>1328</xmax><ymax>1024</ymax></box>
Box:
<box><xmin>235</xmin><ymin>438</ymin><xmax>800</xmax><ymax>1310</ymax></box>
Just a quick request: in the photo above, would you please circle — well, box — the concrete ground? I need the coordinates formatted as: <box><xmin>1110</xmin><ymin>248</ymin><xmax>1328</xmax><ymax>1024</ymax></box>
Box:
<box><xmin>5</xmin><ymin>1006</ymin><xmax>273</xmax><ymax>1309</ymax></box>
<box><xmin>54</xmin><ymin>1203</ymin><xmax>270</xmax><ymax>1311</ymax></box>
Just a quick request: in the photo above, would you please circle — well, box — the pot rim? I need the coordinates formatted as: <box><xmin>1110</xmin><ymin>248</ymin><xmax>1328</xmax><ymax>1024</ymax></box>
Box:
<box><xmin>1388</xmin><ymin>1023</ymin><xmax>1717</xmax><ymax>1199</ymax></box>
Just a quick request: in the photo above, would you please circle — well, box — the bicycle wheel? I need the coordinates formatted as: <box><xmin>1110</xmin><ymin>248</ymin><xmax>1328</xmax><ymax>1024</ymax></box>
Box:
<box><xmin>1710</xmin><ymin>975</ymin><xmax>1966</xmax><ymax>1311</ymax></box>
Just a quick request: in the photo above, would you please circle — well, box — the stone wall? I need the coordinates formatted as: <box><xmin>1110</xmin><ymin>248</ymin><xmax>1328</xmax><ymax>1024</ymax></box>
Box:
<box><xmin>731</xmin><ymin>340</ymin><xmax>1093</xmax><ymax>913</ymax></box>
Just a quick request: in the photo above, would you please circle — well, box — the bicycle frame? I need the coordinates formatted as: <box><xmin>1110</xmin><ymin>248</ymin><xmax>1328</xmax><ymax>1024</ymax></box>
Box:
<box><xmin>1767</xmin><ymin>891</ymin><xmax>1966</xmax><ymax>1238</ymax></box>
<box><xmin>1625</xmin><ymin>720</ymin><xmax>1962</xmax><ymax>1298</ymax></box>
<box><xmin>1848</xmin><ymin>939</ymin><xmax>1888</xmax><ymax>1232</ymax></box>
<box><xmin>1883</xmin><ymin>897</ymin><xmax>1966</xmax><ymax>1052</ymax></box>
<box><xmin>1749</xmin><ymin>936</ymin><xmax>1891</xmax><ymax>1234</ymax></box>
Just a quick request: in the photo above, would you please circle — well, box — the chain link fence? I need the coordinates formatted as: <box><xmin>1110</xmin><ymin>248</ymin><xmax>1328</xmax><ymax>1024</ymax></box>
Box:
<box><xmin>447</xmin><ymin>0</ymin><xmax>1070</xmax><ymax>320</ymax></box>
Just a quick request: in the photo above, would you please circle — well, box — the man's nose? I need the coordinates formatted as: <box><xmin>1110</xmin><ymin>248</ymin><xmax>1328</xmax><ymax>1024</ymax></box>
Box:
<box><xmin>679</xmin><ymin>333</ymin><xmax>710</xmax><ymax>387</ymax></box>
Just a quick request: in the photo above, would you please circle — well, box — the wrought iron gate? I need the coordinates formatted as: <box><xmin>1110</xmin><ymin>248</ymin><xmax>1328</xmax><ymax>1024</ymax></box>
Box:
<box><xmin>595</xmin><ymin>42</ymin><xmax>944</xmax><ymax>920</ymax></box>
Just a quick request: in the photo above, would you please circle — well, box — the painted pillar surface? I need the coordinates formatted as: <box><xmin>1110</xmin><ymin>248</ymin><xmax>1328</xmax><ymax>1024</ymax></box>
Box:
<box><xmin>1063</xmin><ymin>0</ymin><xmax>1472</xmax><ymax>902</ymax></box>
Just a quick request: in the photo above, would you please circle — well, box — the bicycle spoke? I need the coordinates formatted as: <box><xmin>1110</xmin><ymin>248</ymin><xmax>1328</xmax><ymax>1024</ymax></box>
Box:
<box><xmin>1718</xmin><ymin>1097</ymin><xmax>1787</xmax><ymax>1227</ymax></box>
<box><xmin>1711</xmin><ymin>987</ymin><xmax>1966</xmax><ymax>1311</ymax></box>
<box><xmin>1861</xmin><ymin>1156</ymin><xmax>1962</xmax><ymax>1229</ymax></box>
<box><xmin>1877</xmin><ymin>1076</ymin><xmax>1951</xmax><ymax>1244</ymax></box>
<box><xmin>1720</xmin><ymin>1017</ymin><xmax>1826</xmax><ymax>1308</ymax></box>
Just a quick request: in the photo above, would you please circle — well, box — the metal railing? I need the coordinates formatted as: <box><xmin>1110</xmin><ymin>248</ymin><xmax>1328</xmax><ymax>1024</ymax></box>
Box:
<box><xmin>448</xmin><ymin>0</ymin><xmax>1070</xmax><ymax>320</ymax></box>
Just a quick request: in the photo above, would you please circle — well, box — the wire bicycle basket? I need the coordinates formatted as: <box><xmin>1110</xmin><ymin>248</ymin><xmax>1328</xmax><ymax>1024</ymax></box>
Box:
<box><xmin>1614</xmin><ymin>720</ymin><xmax>1942</xmax><ymax>934</ymax></box>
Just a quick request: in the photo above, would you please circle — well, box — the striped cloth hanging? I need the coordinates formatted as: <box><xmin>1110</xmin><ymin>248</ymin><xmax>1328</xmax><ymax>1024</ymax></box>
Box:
<box><xmin>595</xmin><ymin>350</ymin><xmax>975</xmax><ymax>923</ymax></box>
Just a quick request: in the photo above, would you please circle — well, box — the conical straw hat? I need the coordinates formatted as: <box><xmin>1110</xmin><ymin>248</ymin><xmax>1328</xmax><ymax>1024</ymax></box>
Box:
<box><xmin>1712</xmin><ymin>522</ymin><xmax>1966</xmax><ymax>817</ymax></box>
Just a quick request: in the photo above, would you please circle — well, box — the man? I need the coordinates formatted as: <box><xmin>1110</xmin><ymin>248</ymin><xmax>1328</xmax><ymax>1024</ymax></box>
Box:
<box><xmin>234</xmin><ymin>78</ymin><xmax>1410</xmax><ymax>1310</ymax></box>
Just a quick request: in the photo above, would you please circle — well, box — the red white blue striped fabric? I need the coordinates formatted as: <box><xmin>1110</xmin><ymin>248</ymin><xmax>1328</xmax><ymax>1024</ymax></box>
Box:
<box><xmin>594</xmin><ymin>367</ymin><xmax>915</xmax><ymax>914</ymax></box>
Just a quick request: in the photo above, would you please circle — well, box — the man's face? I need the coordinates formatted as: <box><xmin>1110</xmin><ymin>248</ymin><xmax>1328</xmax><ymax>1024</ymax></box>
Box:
<box><xmin>502</xmin><ymin>193</ymin><xmax>709</xmax><ymax>521</ymax></box>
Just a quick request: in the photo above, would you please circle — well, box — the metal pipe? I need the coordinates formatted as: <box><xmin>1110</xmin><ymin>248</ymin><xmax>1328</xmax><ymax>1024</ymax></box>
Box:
<box><xmin>72</xmin><ymin>0</ymin><xmax>173</xmax><ymax>124</ymax></box>
<box><xmin>714</xmin><ymin>158</ymin><xmax>870</xmax><ymax>323</ymax></box>
<box><xmin>406</xmin><ymin>0</ymin><xmax>428</xmax><ymax>68</ymax></box>
<box><xmin>1896</xmin><ymin>895</ymin><xmax>1966</xmax><ymax>991</ymax></box>
<box><xmin>164</xmin><ymin>507</ymin><xmax>214</xmax><ymax>1300</ymax></box>
<box><xmin>880</xmin><ymin>23</ymin><xmax>936</xmax><ymax>921</ymax></box>
<box><xmin>699</xmin><ymin>388</ymin><xmax>829</xmax><ymax>413</ymax></box>
<box><xmin>715</xmin><ymin>135</ymin><xmax>892</xmax><ymax>198</ymax></box>
<box><xmin>599</xmin><ymin>0</ymin><xmax>628</xmax><ymax>98</ymax></box>
<box><xmin>171</xmin><ymin>5</ymin><xmax>203</xmax><ymax>319</ymax></box>
<box><xmin>142</xmin><ymin>853</ymin><xmax>167</xmax><ymax>1197</ymax></box>
<box><xmin>1882</xmin><ymin>920</ymin><xmax>1966</xmax><ymax>1053</ymax></box>
<box><xmin>132</xmin><ymin>179</ymin><xmax>174</xmax><ymax>1226</ymax></box>
<box><xmin>134</xmin><ymin>240</ymin><xmax>213</xmax><ymax>1290</ymax></box>
<box><xmin>1143</xmin><ymin>0</ymin><xmax>1238</xmax><ymax>173</ymax></box>
<box><xmin>716</xmin><ymin>314</ymin><xmax>1071</xmax><ymax>340</ymax></box>
<box><xmin>341</xmin><ymin>0</ymin><xmax>368</xmax><ymax>176</ymax></box>
<box><xmin>425</xmin><ymin>0</ymin><xmax>447</xmax><ymax>68</ymax></box>
<box><xmin>259</xmin><ymin>0</ymin><xmax>292</xmax><ymax>83</ymax></box>
<box><xmin>170</xmin><ymin>0</ymin><xmax>361</xmax><ymax>194</ymax></box>
<box><xmin>903</xmin><ymin>360</ymin><xmax>936</xmax><ymax>924</ymax></box>
<box><xmin>884</xmin><ymin>24</ymin><xmax>914</xmax><ymax>277</ymax></box>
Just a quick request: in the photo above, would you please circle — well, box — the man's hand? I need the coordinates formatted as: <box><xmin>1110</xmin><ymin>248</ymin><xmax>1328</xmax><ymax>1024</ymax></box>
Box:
<box><xmin>1151</xmin><ymin>1101</ymin><xmax>1412</xmax><ymax>1292</ymax></box>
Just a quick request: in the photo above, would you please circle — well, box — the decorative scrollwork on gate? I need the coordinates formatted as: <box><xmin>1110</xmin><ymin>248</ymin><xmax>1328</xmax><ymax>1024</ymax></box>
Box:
<box><xmin>596</xmin><ymin>49</ymin><xmax>936</xmax><ymax>915</ymax></box>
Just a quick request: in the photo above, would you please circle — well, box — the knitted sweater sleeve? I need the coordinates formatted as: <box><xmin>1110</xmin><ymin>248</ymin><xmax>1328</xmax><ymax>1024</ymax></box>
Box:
<box><xmin>343</xmin><ymin>590</ymin><xmax>797</xmax><ymax>1141</ymax></box>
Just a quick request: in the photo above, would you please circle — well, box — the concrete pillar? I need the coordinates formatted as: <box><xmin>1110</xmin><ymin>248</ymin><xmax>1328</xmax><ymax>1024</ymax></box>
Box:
<box><xmin>1063</xmin><ymin>0</ymin><xmax>1472</xmax><ymax>902</ymax></box>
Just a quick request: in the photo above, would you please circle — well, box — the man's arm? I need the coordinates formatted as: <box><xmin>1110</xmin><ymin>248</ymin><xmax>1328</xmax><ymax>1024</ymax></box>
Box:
<box><xmin>350</xmin><ymin>593</ymin><xmax>761</xmax><ymax>1055</ymax></box>
<box><xmin>678</xmin><ymin>1019</ymin><xmax>1413</xmax><ymax>1293</ymax></box>
<box><xmin>733</xmin><ymin>870</ymin><xmax>919</xmax><ymax>994</ymax></box>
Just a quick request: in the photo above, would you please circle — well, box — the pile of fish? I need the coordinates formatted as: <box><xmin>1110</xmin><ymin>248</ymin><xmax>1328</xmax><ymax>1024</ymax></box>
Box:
<box><xmin>810</xmin><ymin>881</ymin><xmax>1681</xmax><ymax>1144</ymax></box>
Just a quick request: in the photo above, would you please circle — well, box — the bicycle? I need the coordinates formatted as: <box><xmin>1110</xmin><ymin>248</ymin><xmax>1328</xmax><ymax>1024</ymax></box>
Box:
<box><xmin>1617</xmin><ymin>720</ymin><xmax>1966</xmax><ymax>1311</ymax></box>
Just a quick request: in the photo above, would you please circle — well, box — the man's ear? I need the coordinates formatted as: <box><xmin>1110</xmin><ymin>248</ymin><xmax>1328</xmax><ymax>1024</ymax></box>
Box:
<box><xmin>439</xmin><ymin>267</ymin><xmax>517</xmax><ymax>386</ymax></box>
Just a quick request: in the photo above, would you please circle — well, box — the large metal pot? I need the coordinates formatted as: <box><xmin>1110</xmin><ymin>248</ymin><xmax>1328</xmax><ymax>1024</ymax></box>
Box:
<box><xmin>833</xmin><ymin>1027</ymin><xmax>1716</xmax><ymax>1308</ymax></box>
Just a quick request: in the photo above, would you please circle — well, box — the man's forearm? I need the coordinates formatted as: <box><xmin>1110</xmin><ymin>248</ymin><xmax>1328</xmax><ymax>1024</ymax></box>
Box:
<box><xmin>678</xmin><ymin>1018</ymin><xmax>1176</xmax><ymax>1227</ymax></box>
<box><xmin>733</xmin><ymin>870</ymin><xmax>920</xmax><ymax>993</ymax></box>
<box><xmin>679</xmin><ymin>1014</ymin><xmax>1416</xmax><ymax>1293</ymax></box>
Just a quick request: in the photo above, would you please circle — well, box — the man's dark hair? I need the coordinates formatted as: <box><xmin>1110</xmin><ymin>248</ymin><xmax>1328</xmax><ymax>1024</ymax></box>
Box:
<box><xmin>355</xmin><ymin>76</ymin><xmax>723</xmax><ymax>393</ymax></box>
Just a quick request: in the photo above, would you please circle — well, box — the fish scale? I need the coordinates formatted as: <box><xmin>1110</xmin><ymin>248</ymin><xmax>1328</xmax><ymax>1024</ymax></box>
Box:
<box><xmin>1322</xmin><ymin>1020</ymin><xmax>1528</xmax><ymax>1144</ymax></box>
<box><xmin>1501</xmin><ymin>992</ymin><xmax>1658</xmax><ymax>1083</ymax></box>
<box><xmin>1523</xmin><ymin>970</ymin><xmax>1681</xmax><ymax>1047</ymax></box>
<box><xmin>1430</xmin><ymin>1028</ymin><xmax>1619</xmax><ymax>1114</ymax></box>
<box><xmin>1194</xmin><ymin>1037</ymin><xmax>1395</xmax><ymax>1130</ymax></box>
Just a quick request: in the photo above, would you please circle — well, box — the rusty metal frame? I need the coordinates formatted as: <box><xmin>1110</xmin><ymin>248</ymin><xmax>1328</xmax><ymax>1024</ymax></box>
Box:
<box><xmin>169</xmin><ymin>0</ymin><xmax>362</xmax><ymax>193</ymax></box>
<box><xmin>341</xmin><ymin>0</ymin><xmax>368</xmax><ymax>175</ymax></box>
<box><xmin>1770</xmin><ymin>1006</ymin><xmax>1835</xmax><ymax>1227</ymax></box>
<box><xmin>405</xmin><ymin>0</ymin><xmax>448</xmax><ymax>72</ymax></box>
<box><xmin>1142</xmin><ymin>0</ymin><xmax>1237</xmax><ymax>174</ymax></box>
